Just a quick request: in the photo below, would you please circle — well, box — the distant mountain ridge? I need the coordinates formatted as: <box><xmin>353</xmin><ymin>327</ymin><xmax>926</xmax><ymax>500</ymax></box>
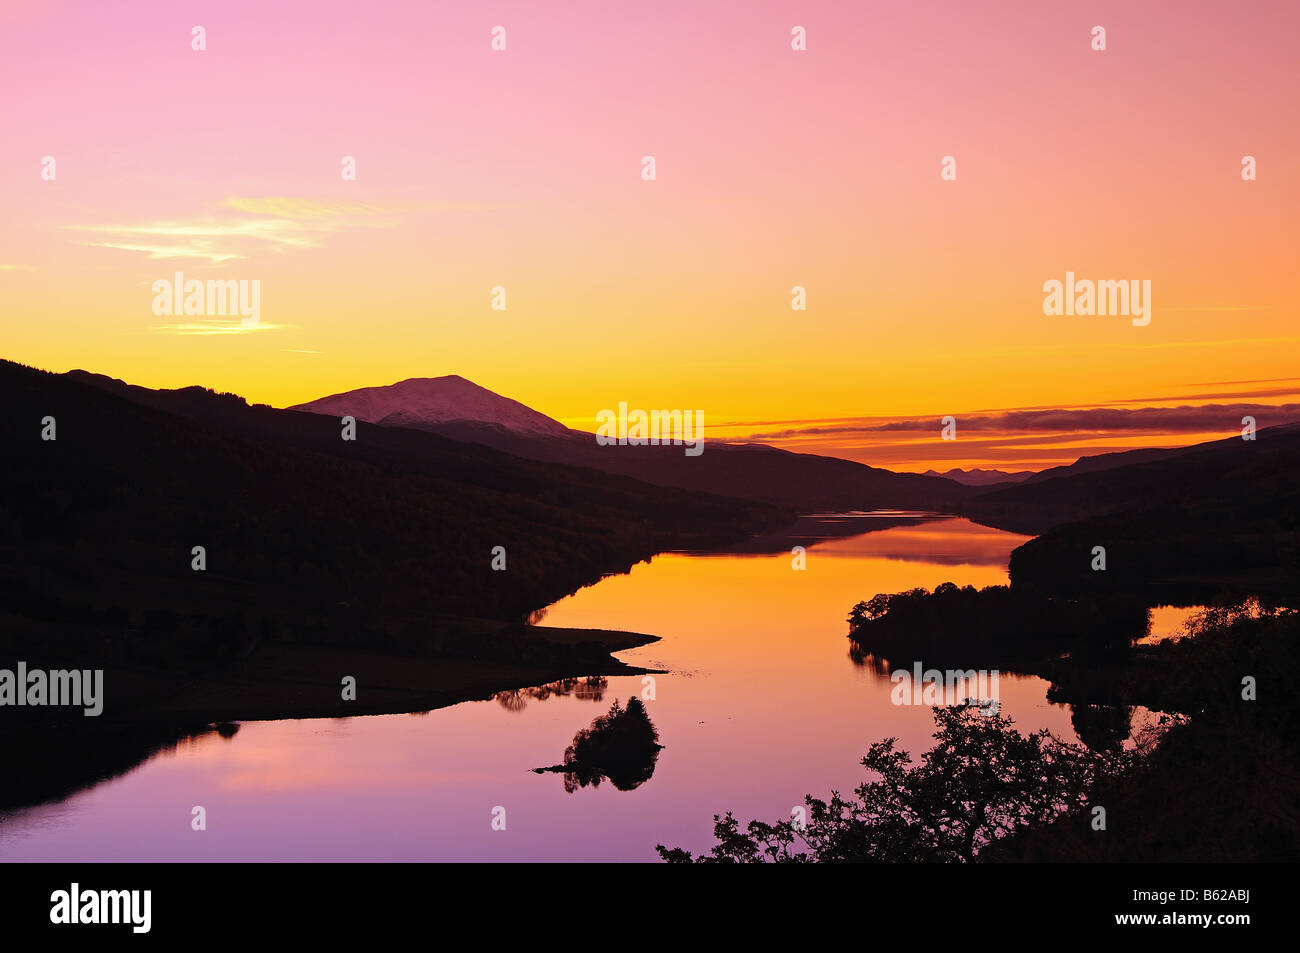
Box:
<box><xmin>973</xmin><ymin>422</ymin><xmax>1300</xmax><ymax>513</ymax></box>
<box><xmin>288</xmin><ymin>376</ymin><xmax>978</xmax><ymax>511</ymax></box>
<box><xmin>922</xmin><ymin>468</ymin><xmax>1033</xmax><ymax>486</ymax></box>
<box><xmin>963</xmin><ymin>421</ymin><xmax>1300</xmax><ymax>596</ymax></box>
<box><xmin>40</xmin><ymin>363</ymin><xmax>783</xmax><ymax>623</ymax></box>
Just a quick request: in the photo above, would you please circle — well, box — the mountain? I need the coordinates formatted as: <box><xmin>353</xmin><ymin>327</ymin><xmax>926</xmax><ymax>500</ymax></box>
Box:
<box><xmin>922</xmin><ymin>467</ymin><xmax>1034</xmax><ymax>486</ymax></box>
<box><xmin>4</xmin><ymin>361</ymin><xmax>787</xmax><ymax>724</ymax></box>
<box><xmin>972</xmin><ymin>423</ymin><xmax>1300</xmax><ymax>516</ymax></box>
<box><xmin>972</xmin><ymin>422</ymin><xmax>1300</xmax><ymax>598</ymax></box>
<box><xmin>55</xmin><ymin>366</ymin><xmax>783</xmax><ymax>578</ymax></box>
<box><xmin>289</xmin><ymin>375</ymin><xmax>572</xmax><ymax>438</ymax></box>
<box><xmin>289</xmin><ymin>377</ymin><xmax>978</xmax><ymax>511</ymax></box>
<box><xmin>1018</xmin><ymin>445</ymin><xmax>1199</xmax><ymax>485</ymax></box>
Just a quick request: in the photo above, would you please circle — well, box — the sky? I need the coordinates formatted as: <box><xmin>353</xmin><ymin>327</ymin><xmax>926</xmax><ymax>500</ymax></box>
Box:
<box><xmin>3</xmin><ymin>0</ymin><xmax>1298</xmax><ymax>470</ymax></box>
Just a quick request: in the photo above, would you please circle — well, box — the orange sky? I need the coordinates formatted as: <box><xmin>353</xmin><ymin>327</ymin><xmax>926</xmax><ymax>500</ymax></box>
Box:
<box><xmin>3</xmin><ymin>0</ymin><xmax>1298</xmax><ymax>471</ymax></box>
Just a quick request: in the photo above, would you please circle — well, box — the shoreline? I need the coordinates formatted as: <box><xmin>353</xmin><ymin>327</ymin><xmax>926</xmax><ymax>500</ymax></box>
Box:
<box><xmin>0</xmin><ymin>623</ymin><xmax>663</xmax><ymax>814</ymax></box>
<box><xmin>0</xmin><ymin>623</ymin><xmax>662</xmax><ymax>734</ymax></box>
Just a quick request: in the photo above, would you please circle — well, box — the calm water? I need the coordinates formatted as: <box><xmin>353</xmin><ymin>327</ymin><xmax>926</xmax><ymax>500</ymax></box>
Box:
<box><xmin>0</xmin><ymin>514</ymin><xmax>1144</xmax><ymax>862</ymax></box>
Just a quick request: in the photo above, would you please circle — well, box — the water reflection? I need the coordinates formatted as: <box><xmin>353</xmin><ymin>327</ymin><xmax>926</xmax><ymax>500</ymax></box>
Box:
<box><xmin>0</xmin><ymin>723</ymin><xmax>228</xmax><ymax>815</ymax></box>
<box><xmin>534</xmin><ymin>697</ymin><xmax>663</xmax><ymax>793</ymax></box>
<box><xmin>1068</xmin><ymin>703</ymin><xmax>1133</xmax><ymax>752</ymax></box>
<box><xmin>0</xmin><ymin>515</ymin><xmax>1139</xmax><ymax>861</ymax></box>
<box><xmin>494</xmin><ymin>676</ymin><xmax>609</xmax><ymax>712</ymax></box>
<box><xmin>847</xmin><ymin>649</ymin><xmax>1139</xmax><ymax>753</ymax></box>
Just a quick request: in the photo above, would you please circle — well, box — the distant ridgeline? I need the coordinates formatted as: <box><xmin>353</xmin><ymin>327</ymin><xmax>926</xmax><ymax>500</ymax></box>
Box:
<box><xmin>961</xmin><ymin>422</ymin><xmax>1300</xmax><ymax>602</ymax></box>
<box><xmin>0</xmin><ymin>360</ymin><xmax>783</xmax><ymax>706</ymax></box>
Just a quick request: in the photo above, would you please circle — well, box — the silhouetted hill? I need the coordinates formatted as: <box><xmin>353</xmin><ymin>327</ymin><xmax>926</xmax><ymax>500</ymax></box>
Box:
<box><xmin>966</xmin><ymin>424</ymin><xmax>1300</xmax><ymax>519</ymax></box>
<box><xmin>1018</xmin><ymin>445</ymin><xmax>1195</xmax><ymax>484</ymax></box>
<box><xmin>969</xmin><ymin>423</ymin><xmax>1300</xmax><ymax>598</ymax></box>
<box><xmin>289</xmin><ymin>378</ymin><xmax>976</xmax><ymax>511</ymax></box>
<box><xmin>402</xmin><ymin>419</ymin><xmax>978</xmax><ymax>512</ymax></box>
<box><xmin>60</xmin><ymin>366</ymin><xmax>784</xmax><ymax>565</ymax></box>
<box><xmin>989</xmin><ymin>607</ymin><xmax>1300</xmax><ymax>862</ymax></box>
<box><xmin>2</xmin><ymin>361</ymin><xmax>785</xmax><ymax>724</ymax></box>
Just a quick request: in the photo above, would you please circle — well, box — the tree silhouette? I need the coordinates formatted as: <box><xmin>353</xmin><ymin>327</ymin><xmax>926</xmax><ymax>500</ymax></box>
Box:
<box><xmin>659</xmin><ymin>702</ymin><xmax>1128</xmax><ymax>862</ymax></box>
<box><xmin>535</xmin><ymin>696</ymin><xmax>663</xmax><ymax>792</ymax></box>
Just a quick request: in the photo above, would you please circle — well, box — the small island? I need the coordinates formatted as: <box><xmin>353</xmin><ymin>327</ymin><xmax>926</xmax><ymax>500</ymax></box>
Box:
<box><xmin>534</xmin><ymin>697</ymin><xmax>663</xmax><ymax>793</ymax></box>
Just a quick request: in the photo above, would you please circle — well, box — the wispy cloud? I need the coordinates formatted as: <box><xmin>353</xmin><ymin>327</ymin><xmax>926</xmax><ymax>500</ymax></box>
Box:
<box><xmin>719</xmin><ymin>396</ymin><xmax>1300</xmax><ymax>473</ymax></box>
<box><xmin>0</xmin><ymin>263</ymin><xmax>35</xmax><ymax>272</ymax></box>
<box><xmin>63</xmin><ymin>196</ymin><xmax>416</xmax><ymax>262</ymax></box>
<box><xmin>740</xmin><ymin>403</ymin><xmax>1300</xmax><ymax>441</ymax></box>
<box><xmin>153</xmin><ymin>319</ymin><xmax>292</xmax><ymax>336</ymax></box>
<box><xmin>81</xmin><ymin>240</ymin><xmax>247</xmax><ymax>263</ymax></box>
<box><xmin>1187</xmin><ymin>375</ymin><xmax>1300</xmax><ymax>388</ymax></box>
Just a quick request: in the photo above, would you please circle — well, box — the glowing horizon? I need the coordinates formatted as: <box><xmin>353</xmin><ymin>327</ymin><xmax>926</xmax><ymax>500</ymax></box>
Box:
<box><xmin>4</xmin><ymin>0</ymin><xmax>1298</xmax><ymax>472</ymax></box>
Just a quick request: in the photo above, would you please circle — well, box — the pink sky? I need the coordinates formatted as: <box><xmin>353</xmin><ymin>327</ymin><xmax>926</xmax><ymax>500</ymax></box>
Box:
<box><xmin>3</xmin><ymin>0</ymin><xmax>1299</xmax><ymax>470</ymax></box>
